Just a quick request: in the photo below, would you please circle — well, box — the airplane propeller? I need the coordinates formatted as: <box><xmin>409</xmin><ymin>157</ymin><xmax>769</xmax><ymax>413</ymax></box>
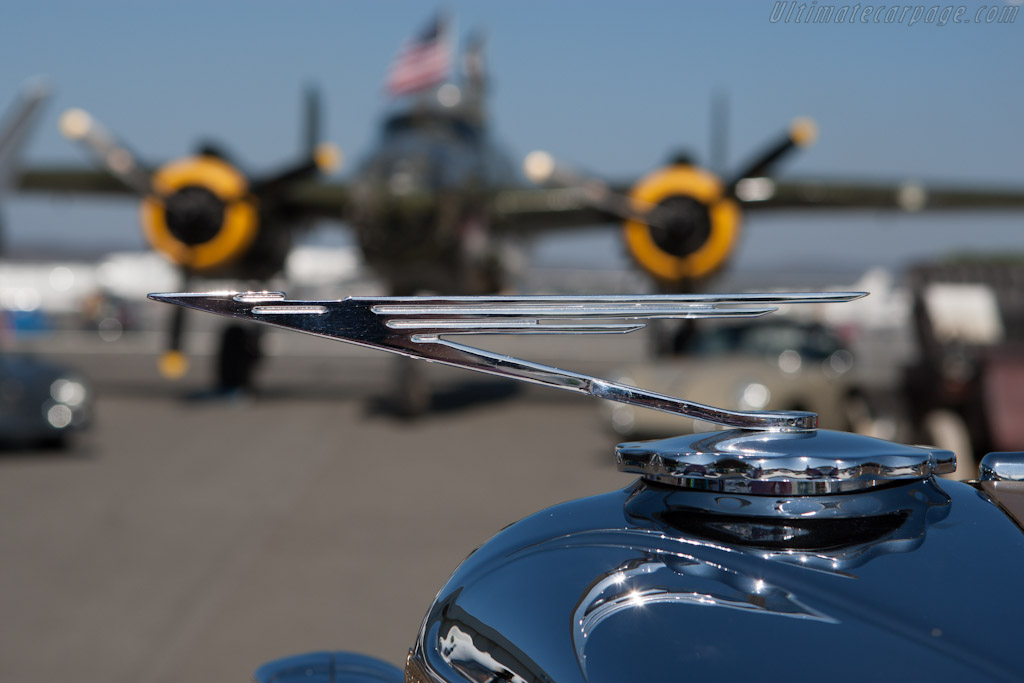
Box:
<box><xmin>59</xmin><ymin>109</ymin><xmax>341</xmax><ymax>264</ymax></box>
<box><xmin>58</xmin><ymin>94</ymin><xmax>343</xmax><ymax>382</ymax></box>
<box><xmin>726</xmin><ymin>117</ymin><xmax>817</xmax><ymax>192</ymax></box>
<box><xmin>524</xmin><ymin>116</ymin><xmax>818</xmax><ymax>288</ymax></box>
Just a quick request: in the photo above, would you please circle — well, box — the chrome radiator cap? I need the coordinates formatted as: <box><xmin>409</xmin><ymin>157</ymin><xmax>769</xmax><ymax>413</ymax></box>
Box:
<box><xmin>617</xmin><ymin>428</ymin><xmax>955</xmax><ymax>495</ymax></box>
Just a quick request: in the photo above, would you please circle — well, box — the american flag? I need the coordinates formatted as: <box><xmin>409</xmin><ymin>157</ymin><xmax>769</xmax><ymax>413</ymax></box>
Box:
<box><xmin>386</xmin><ymin>15</ymin><xmax>451</xmax><ymax>96</ymax></box>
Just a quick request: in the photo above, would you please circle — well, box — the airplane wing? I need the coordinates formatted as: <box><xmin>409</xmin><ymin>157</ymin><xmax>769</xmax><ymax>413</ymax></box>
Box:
<box><xmin>493</xmin><ymin>168</ymin><xmax>1024</xmax><ymax>289</ymax></box>
<box><xmin>495</xmin><ymin>117</ymin><xmax>1024</xmax><ymax>258</ymax></box>
<box><xmin>17</xmin><ymin>166</ymin><xmax>135</xmax><ymax>195</ymax></box>
<box><xmin>494</xmin><ymin>187</ymin><xmax>617</xmax><ymax>230</ymax></box>
<box><xmin>748</xmin><ymin>177</ymin><xmax>1024</xmax><ymax>211</ymax></box>
<box><xmin>15</xmin><ymin>91</ymin><xmax>349</xmax><ymax>222</ymax></box>
<box><xmin>277</xmin><ymin>179</ymin><xmax>349</xmax><ymax>219</ymax></box>
<box><xmin>18</xmin><ymin>168</ymin><xmax>352</xmax><ymax>214</ymax></box>
<box><xmin>495</xmin><ymin>177</ymin><xmax>1024</xmax><ymax>230</ymax></box>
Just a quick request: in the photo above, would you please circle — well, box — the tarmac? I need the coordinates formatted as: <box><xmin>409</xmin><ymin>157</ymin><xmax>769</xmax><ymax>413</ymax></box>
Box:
<box><xmin>0</xmin><ymin>331</ymin><xmax>637</xmax><ymax>683</ymax></box>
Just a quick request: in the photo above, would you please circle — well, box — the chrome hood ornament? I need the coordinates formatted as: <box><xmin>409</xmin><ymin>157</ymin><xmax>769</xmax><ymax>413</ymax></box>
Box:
<box><xmin>151</xmin><ymin>290</ymin><xmax>955</xmax><ymax>493</ymax></box>
<box><xmin>150</xmin><ymin>291</ymin><xmax>861</xmax><ymax>432</ymax></box>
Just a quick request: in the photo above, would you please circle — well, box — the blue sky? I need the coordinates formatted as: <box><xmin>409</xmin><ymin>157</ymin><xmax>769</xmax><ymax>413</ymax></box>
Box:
<box><xmin>2</xmin><ymin>0</ymin><xmax>1022</xmax><ymax>271</ymax></box>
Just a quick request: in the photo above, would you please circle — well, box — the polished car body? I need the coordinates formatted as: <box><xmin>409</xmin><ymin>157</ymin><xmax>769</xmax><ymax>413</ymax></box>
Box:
<box><xmin>602</xmin><ymin>319</ymin><xmax>859</xmax><ymax>437</ymax></box>
<box><xmin>254</xmin><ymin>430</ymin><xmax>1024</xmax><ymax>683</ymax></box>
<box><xmin>0</xmin><ymin>352</ymin><xmax>91</xmax><ymax>447</ymax></box>
<box><xmin>407</xmin><ymin>439</ymin><xmax>1022</xmax><ymax>682</ymax></box>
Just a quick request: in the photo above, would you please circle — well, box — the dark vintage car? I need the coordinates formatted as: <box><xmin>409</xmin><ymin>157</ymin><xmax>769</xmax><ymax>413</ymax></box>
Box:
<box><xmin>152</xmin><ymin>291</ymin><xmax>1024</xmax><ymax>683</ymax></box>
<box><xmin>0</xmin><ymin>351</ymin><xmax>92</xmax><ymax>447</ymax></box>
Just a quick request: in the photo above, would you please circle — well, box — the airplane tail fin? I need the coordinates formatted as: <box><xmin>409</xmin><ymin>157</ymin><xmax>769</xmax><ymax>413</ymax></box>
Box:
<box><xmin>0</xmin><ymin>80</ymin><xmax>50</xmax><ymax>254</ymax></box>
<box><xmin>0</xmin><ymin>80</ymin><xmax>49</xmax><ymax>196</ymax></box>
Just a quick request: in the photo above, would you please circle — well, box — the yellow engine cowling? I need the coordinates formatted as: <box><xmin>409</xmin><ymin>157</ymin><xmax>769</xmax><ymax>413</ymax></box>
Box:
<box><xmin>623</xmin><ymin>164</ymin><xmax>741</xmax><ymax>287</ymax></box>
<box><xmin>140</xmin><ymin>156</ymin><xmax>259</xmax><ymax>272</ymax></box>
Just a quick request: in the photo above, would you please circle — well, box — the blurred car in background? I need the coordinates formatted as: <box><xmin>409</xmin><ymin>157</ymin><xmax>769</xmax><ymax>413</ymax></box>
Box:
<box><xmin>0</xmin><ymin>352</ymin><xmax>92</xmax><ymax>448</ymax></box>
<box><xmin>901</xmin><ymin>260</ymin><xmax>1024</xmax><ymax>478</ymax></box>
<box><xmin>602</xmin><ymin>318</ymin><xmax>865</xmax><ymax>438</ymax></box>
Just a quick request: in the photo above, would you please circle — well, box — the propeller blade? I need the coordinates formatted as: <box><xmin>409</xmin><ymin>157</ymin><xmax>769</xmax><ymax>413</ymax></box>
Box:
<box><xmin>727</xmin><ymin>117</ymin><xmax>817</xmax><ymax>191</ymax></box>
<box><xmin>523</xmin><ymin>149</ymin><xmax>578</xmax><ymax>187</ymax></box>
<box><xmin>709</xmin><ymin>90</ymin><xmax>729</xmax><ymax>176</ymax></box>
<box><xmin>58</xmin><ymin>108</ymin><xmax>152</xmax><ymax>196</ymax></box>
<box><xmin>303</xmin><ymin>85</ymin><xmax>321</xmax><ymax>158</ymax></box>
<box><xmin>523</xmin><ymin>150</ymin><xmax>666</xmax><ymax>228</ymax></box>
<box><xmin>250</xmin><ymin>85</ymin><xmax>341</xmax><ymax>198</ymax></box>
<box><xmin>249</xmin><ymin>142</ymin><xmax>342</xmax><ymax>197</ymax></box>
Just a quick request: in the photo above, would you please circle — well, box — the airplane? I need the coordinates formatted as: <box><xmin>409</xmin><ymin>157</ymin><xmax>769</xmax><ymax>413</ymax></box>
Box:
<box><xmin>13</xmin><ymin>13</ymin><xmax>1024</xmax><ymax>411</ymax></box>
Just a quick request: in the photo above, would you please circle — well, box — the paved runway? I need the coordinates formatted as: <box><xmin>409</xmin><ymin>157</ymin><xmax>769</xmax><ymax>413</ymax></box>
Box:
<box><xmin>0</xmin><ymin>340</ymin><xmax>634</xmax><ymax>683</ymax></box>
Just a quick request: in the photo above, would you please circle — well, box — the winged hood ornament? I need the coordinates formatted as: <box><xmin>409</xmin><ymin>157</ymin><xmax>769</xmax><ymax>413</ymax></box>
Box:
<box><xmin>149</xmin><ymin>290</ymin><xmax>865</xmax><ymax>433</ymax></box>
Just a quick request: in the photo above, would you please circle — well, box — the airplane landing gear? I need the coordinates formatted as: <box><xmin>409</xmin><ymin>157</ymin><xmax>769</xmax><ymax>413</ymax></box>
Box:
<box><xmin>648</xmin><ymin>318</ymin><xmax>697</xmax><ymax>357</ymax></box>
<box><xmin>391</xmin><ymin>356</ymin><xmax>431</xmax><ymax>417</ymax></box>
<box><xmin>217</xmin><ymin>323</ymin><xmax>263</xmax><ymax>394</ymax></box>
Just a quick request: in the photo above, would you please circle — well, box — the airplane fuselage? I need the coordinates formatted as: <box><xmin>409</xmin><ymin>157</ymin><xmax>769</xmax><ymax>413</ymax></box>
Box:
<box><xmin>349</xmin><ymin>106</ymin><xmax>517</xmax><ymax>295</ymax></box>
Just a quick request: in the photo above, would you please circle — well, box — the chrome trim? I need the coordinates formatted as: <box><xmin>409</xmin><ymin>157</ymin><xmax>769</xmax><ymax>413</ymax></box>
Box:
<box><xmin>979</xmin><ymin>452</ymin><xmax>1024</xmax><ymax>481</ymax></box>
<box><xmin>149</xmin><ymin>291</ymin><xmax>865</xmax><ymax>432</ymax></box>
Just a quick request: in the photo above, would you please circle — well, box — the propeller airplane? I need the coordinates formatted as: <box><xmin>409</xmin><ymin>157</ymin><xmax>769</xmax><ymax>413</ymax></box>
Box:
<box><xmin>11</xmin><ymin>13</ymin><xmax>1024</xmax><ymax>411</ymax></box>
